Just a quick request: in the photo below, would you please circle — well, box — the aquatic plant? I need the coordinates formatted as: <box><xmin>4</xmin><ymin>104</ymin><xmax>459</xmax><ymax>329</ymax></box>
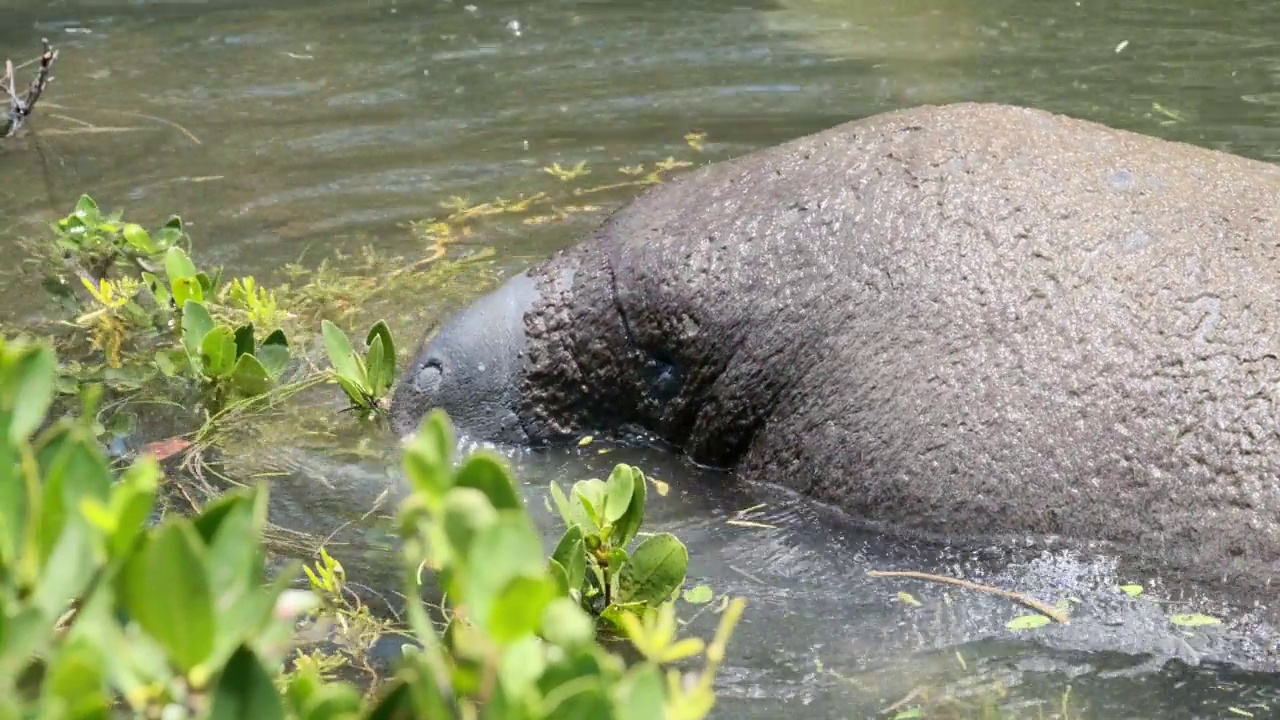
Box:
<box><xmin>0</xmin><ymin>334</ymin><xmax>744</xmax><ymax>719</ymax></box>
<box><xmin>321</xmin><ymin>319</ymin><xmax>396</xmax><ymax>419</ymax></box>
<box><xmin>549</xmin><ymin>465</ymin><xmax>695</xmax><ymax>632</ymax></box>
<box><xmin>52</xmin><ymin>195</ymin><xmax>186</xmax><ymax>281</ymax></box>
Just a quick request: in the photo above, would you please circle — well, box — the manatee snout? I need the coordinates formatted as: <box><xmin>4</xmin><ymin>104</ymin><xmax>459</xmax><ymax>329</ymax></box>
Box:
<box><xmin>389</xmin><ymin>271</ymin><xmax>539</xmax><ymax>443</ymax></box>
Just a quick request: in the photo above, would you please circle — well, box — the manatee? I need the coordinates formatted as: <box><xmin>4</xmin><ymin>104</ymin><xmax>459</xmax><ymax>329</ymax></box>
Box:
<box><xmin>390</xmin><ymin>102</ymin><xmax>1280</xmax><ymax>607</ymax></box>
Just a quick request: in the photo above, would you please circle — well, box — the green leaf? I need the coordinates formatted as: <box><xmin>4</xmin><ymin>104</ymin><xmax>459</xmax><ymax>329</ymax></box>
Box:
<box><xmin>74</xmin><ymin>194</ymin><xmax>99</xmax><ymax>218</ymax></box>
<box><xmin>615</xmin><ymin>664</ymin><xmax>666</xmax><ymax>720</ymax></box>
<box><xmin>164</xmin><ymin>246</ymin><xmax>198</xmax><ymax>284</ymax></box>
<box><xmin>550</xmin><ymin>481</ymin><xmax>593</xmax><ymax>532</ymax></box>
<box><xmin>208</xmin><ymin>646</ymin><xmax>286</xmax><ymax>720</ymax></box>
<box><xmin>603</xmin><ymin>463</ymin><xmax>635</xmax><ymax>524</ymax></box>
<box><xmin>43</xmin><ymin>636</ymin><xmax>109</xmax><ymax>719</ymax></box>
<box><xmin>442</xmin><ymin>487</ymin><xmax>498</xmax><ymax>561</ymax></box>
<box><xmin>233</xmin><ymin>324</ymin><xmax>255</xmax><ymax>359</ymax></box>
<box><xmin>120</xmin><ymin>520</ymin><xmax>216</xmax><ymax>672</ymax></box>
<box><xmin>0</xmin><ymin>441</ymin><xmax>32</xmax><ymax>579</ymax></box>
<box><xmin>141</xmin><ymin>271</ymin><xmax>172</xmax><ymax>308</ymax></box>
<box><xmin>682</xmin><ymin>584</ymin><xmax>713</xmax><ymax>604</ymax></box>
<box><xmin>548</xmin><ymin>559</ymin><xmax>571</xmax><ymax>596</ymax></box>
<box><xmin>7</xmin><ymin>342</ymin><xmax>56</xmax><ymax>445</ymax></box>
<box><xmin>453</xmin><ymin>452</ymin><xmax>524</xmax><ymax>511</ymax></box>
<box><xmin>1119</xmin><ymin>583</ymin><xmax>1144</xmax><ymax>598</ymax></box>
<box><xmin>33</xmin><ymin>426</ymin><xmax>114</xmax><ymax>615</ymax></box>
<box><xmin>366</xmin><ymin>320</ymin><xmax>396</xmax><ymax>382</ymax></box>
<box><xmin>285</xmin><ymin>674</ymin><xmax>363</xmax><ymax>720</ymax></box>
<box><xmin>1170</xmin><ymin>613</ymin><xmax>1222</xmax><ymax>628</ymax></box>
<box><xmin>154</xmin><ymin>348</ymin><xmax>186</xmax><ymax>378</ymax></box>
<box><xmin>335</xmin><ymin>376</ymin><xmax>368</xmax><ymax>409</ymax></box>
<box><xmin>464</xmin><ymin>515</ymin><xmax>546</xmax><ymax>633</ymax></box>
<box><xmin>257</xmin><ymin>329</ymin><xmax>289</xmax><ymax>379</ymax></box>
<box><xmin>256</xmin><ymin>344</ymin><xmax>290</xmax><ymax>380</ymax></box>
<box><xmin>497</xmin><ymin>636</ymin><xmax>548</xmax><ymax>701</ymax></box>
<box><xmin>540</xmin><ymin>597</ymin><xmax>595</xmax><ymax>649</ymax></box>
<box><xmin>230</xmin><ymin>353</ymin><xmax>271</xmax><ymax>397</ymax></box>
<box><xmin>262</xmin><ymin>328</ymin><xmax>288</xmax><ymax>348</ymax></box>
<box><xmin>402</xmin><ymin>410</ymin><xmax>455</xmax><ymax>505</ymax></box>
<box><xmin>365</xmin><ymin>335</ymin><xmax>389</xmax><ymax>401</ymax></box>
<box><xmin>488</xmin><ymin>576</ymin><xmax>557</xmax><ymax>644</ymax></box>
<box><xmin>102</xmin><ymin>455</ymin><xmax>161</xmax><ymax>557</ymax></box>
<box><xmin>540</xmin><ymin>679</ymin><xmax>611</xmax><ymax>720</ymax></box>
<box><xmin>1007</xmin><ymin>614</ymin><xmax>1052</xmax><ymax>631</ymax></box>
<box><xmin>609</xmin><ymin>465</ymin><xmax>646</xmax><ymax>548</ymax></box>
<box><xmin>572</xmin><ymin>478</ymin><xmax>608</xmax><ymax>530</ymax></box>
<box><xmin>615</xmin><ymin>533</ymin><xmax>688</xmax><ymax>607</ymax></box>
<box><xmin>0</xmin><ymin>607</ymin><xmax>48</xmax><ymax>679</ymax></box>
<box><xmin>181</xmin><ymin>300</ymin><xmax>215</xmax><ymax>359</ymax></box>
<box><xmin>34</xmin><ymin>518</ymin><xmax>99</xmax><ymax>624</ymax></box>
<box><xmin>172</xmin><ymin>276</ymin><xmax>204</xmax><ymax>307</ymax></box>
<box><xmin>321</xmin><ymin>320</ymin><xmax>366</xmax><ymax>387</ymax></box>
<box><xmin>551</xmin><ymin>526</ymin><xmax>587</xmax><ymax>593</ymax></box>
<box><xmin>201</xmin><ymin>327</ymin><xmax>238</xmax><ymax>379</ymax></box>
<box><xmin>122</xmin><ymin>223</ymin><xmax>156</xmax><ymax>253</ymax></box>
<box><xmin>196</xmin><ymin>271</ymin><xmax>216</xmax><ymax>297</ymax></box>
<box><xmin>892</xmin><ymin>709</ymin><xmax>924</xmax><ymax>720</ymax></box>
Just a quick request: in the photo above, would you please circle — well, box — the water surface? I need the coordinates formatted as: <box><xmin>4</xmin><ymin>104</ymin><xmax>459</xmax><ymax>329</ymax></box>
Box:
<box><xmin>4</xmin><ymin>0</ymin><xmax>1280</xmax><ymax>717</ymax></box>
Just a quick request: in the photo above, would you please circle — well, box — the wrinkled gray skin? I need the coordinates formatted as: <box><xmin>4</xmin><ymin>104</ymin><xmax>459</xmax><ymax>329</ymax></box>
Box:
<box><xmin>391</xmin><ymin>102</ymin><xmax>1280</xmax><ymax>610</ymax></box>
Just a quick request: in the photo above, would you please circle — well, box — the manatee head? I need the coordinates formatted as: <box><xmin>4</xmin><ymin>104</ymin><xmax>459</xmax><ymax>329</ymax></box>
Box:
<box><xmin>389</xmin><ymin>270</ymin><xmax>540</xmax><ymax>443</ymax></box>
<box><xmin>388</xmin><ymin>239</ymin><xmax>709</xmax><ymax>452</ymax></box>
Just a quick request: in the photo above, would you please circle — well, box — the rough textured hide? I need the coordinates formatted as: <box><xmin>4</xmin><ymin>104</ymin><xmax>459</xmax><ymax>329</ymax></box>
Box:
<box><xmin>391</xmin><ymin>102</ymin><xmax>1280</xmax><ymax>605</ymax></box>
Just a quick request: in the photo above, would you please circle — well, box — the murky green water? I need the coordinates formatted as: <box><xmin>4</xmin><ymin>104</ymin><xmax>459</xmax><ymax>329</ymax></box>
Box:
<box><xmin>4</xmin><ymin>0</ymin><xmax>1280</xmax><ymax>717</ymax></box>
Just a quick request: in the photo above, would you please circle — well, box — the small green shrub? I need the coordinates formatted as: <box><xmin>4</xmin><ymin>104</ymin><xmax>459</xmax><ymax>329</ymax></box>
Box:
<box><xmin>52</xmin><ymin>194</ymin><xmax>186</xmax><ymax>279</ymax></box>
<box><xmin>549</xmin><ymin>465</ymin><xmax>693</xmax><ymax>630</ymax></box>
<box><xmin>321</xmin><ymin>320</ymin><xmax>396</xmax><ymax>417</ymax></box>
<box><xmin>0</xmin><ymin>334</ymin><xmax>743</xmax><ymax>720</ymax></box>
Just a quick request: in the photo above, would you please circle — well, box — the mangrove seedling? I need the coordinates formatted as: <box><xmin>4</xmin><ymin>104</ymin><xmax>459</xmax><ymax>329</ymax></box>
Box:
<box><xmin>143</xmin><ymin>245</ymin><xmax>222</xmax><ymax>321</ymax></box>
<box><xmin>0</xmin><ymin>334</ymin><xmax>322</xmax><ymax>719</ymax></box>
<box><xmin>393</xmin><ymin>409</ymin><xmax>744</xmax><ymax>720</ymax></box>
<box><xmin>52</xmin><ymin>194</ymin><xmax>187</xmax><ymax>279</ymax></box>
<box><xmin>172</xmin><ymin>298</ymin><xmax>290</xmax><ymax>411</ymax></box>
<box><xmin>0</xmin><ymin>336</ymin><xmax>745</xmax><ymax>720</ymax></box>
<box><xmin>549</xmin><ymin>463</ymin><xmax>691</xmax><ymax>631</ymax></box>
<box><xmin>321</xmin><ymin>319</ymin><xmax>396</xmax><ymax>417</ymax></box>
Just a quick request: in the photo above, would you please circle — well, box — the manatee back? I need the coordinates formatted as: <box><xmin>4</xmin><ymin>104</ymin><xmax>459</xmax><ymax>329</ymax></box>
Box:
<box><xmin>589</xmin><ymin>102</ymin><xmax>1280</xmax><ymax>595</ymax></box>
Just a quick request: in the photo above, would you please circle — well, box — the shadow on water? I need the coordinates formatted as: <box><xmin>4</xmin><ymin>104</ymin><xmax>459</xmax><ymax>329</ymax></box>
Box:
<box><xmin>4</xmin><ymin>0</ymin><xmax>1280</xmax><ymax>716</ymax></box>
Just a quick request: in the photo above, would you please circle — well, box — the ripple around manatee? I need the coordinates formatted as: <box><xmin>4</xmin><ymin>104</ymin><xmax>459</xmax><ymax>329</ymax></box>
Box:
<box><xmin>231</xmin><ymin>422</ymin><xmax>1280</xmax><ymax>718</ymax></box>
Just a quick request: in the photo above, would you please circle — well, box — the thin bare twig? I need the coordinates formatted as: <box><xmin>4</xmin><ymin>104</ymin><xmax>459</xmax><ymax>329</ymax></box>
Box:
<box><xmin>866</xmin><ymin>569</ymin><xmax>1072</xmax><ymax>624</ymax></box>
<box><xmin>2</xmin><ymin>38</ymin><xmax>58</xmax><ymax>139</ymax></box>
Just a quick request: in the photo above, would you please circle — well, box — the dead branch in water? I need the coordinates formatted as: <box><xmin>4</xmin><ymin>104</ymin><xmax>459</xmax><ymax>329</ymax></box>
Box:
<box><xmin>866</xmin><ymin>569</ymin><xmax>1072</xmax><ymax>624</ymax></box>
<box><xmin>1</xmin><ymin>38</ymin><xmax>59</xmax><ymax>139</ymax></box>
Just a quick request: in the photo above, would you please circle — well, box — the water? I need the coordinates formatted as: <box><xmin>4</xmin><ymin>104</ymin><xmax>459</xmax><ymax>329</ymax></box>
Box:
<box><xmin>4</xmin><ymin>0</ymin><xmax>1280</xmax><ymax>717</ymax></box>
